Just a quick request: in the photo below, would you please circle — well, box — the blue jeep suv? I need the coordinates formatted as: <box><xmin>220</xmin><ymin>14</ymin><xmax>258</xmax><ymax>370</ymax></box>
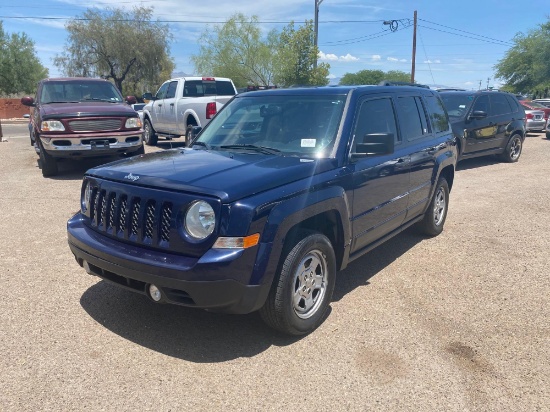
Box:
<box><xmin>68</xmin><ymin>85</ymin><xmax>457</xmax><ymax>335</ymax></box>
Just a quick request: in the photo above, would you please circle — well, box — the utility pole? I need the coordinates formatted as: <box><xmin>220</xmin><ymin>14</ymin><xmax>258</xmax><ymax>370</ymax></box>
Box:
<box><xmin>314</xmin><ymin>0</ymin><xmax>324</xmax><ymax>70</ymax></box>
<box><xmin>411</xmin><ymin>10</ymin><xmax>417</xmax><ymax>83</ymax></box>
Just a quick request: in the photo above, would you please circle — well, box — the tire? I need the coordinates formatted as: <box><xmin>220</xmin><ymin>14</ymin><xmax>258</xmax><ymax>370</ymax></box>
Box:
<box><xmin>38</xmin><ymin>141</ymin><xmax>58</xmax><ymax>177</ymax></box>
<box><xmin>259</xmin><ymin>233</ymin><xmax>336</xmax><ymax>335</ymax></box>
<box><xmin>134</xmin><ymin>145</ymin><xmax>145</xmax><ymax>156</ymax></box>
<box><xmin>417</xmin><ymin>176</ymin><xmax>449</xmax><ymax>237</ymax></box>
<box><xmin>499</xmin><ymin>134</ymin><xmax>522</xmax><ymax>163</ymax></box>
<box><xmin>143</xmin><ymin>119</ymin><xmax>158</xmax><ymax>146</ymax></box>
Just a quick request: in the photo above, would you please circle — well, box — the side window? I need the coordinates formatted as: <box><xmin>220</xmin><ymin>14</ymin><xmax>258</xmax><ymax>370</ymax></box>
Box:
<box><xmin>472</xmin><ymin>95</ymin><xmax>489</xmax><ymax>114</ymax></box>
<box><xmin>425</xmin><ymin>95</ymin><xmax>450</xmax><ymax>133</ymax></box>
<box><xmin>156</xmin><ymin>82</ymin><xmax>169</xmax><ymax>100</ymax></box>
<box><xmin>396</xmin><ymin>96</ymin><xmax>428</xmax><ymax>140</ymax></box>
<box><xmin>352</xmin><ymin>97</ymin><xmax>399</xmax><ymax>153</ymax></box>
<box><xmin>165</xmin><ymin>81</ymin><xmax>178</xmax><ymax>99</ymax></box>
<box><xmin>183</xmin><ymin>81</ymin><xmax>201</xmax><ymax>97</ymax></box>
<box><xmin>505</xmin><ymin>95</ymin><xmax>521</xmax><ymax>112</ymax></box>
<box><xmin>216</xmin><ymin>81</ymin><xmax>236</xmax><ymax>96</ymax></box>
<box><xmin>490</xmin><ymin>93</ymin><xmax>513</xmax><ymax>116</ymax></box>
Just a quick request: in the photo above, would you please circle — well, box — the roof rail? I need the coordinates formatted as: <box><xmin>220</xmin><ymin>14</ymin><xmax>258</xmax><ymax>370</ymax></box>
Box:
<box><xmin>378</xmin><ymin>80</ymin><xmax>430</xmax><ymax>89</ymax></box>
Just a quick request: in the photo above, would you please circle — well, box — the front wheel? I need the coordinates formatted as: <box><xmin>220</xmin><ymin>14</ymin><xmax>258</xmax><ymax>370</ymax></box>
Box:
<box><xmin>143</xmin><ymin>119</ymin><xmax>158</xmax><ymax>146</ymax></box>
<box><xmin>417</xmin><ymin>176</ymin><xmax>449</xmax><ymax>237</ymax></box>
<box><xmin>260</xmin><ymin>233</ymin><xmax>336</xmax><ymax>335</ymax></box>
<box><xmin>38</xmin><ymin>141</ymin><xmax>58</xmax><ymax>177</ymax></box>
<box><xmin>499</xmin><ymin>134</ymin><xmax>522</xmax><ymax>163</ymax></box>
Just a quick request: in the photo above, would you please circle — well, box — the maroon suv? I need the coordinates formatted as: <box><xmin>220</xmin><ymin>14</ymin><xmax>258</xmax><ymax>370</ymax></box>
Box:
<box><xmin>21</xmin><ymin>78</ymin><xmax>144</xmax><ymax>177</ymax></box>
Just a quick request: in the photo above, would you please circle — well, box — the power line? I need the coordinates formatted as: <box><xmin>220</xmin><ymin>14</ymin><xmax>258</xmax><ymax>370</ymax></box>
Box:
<box><xmin>419</xmin><ymin>18</ymin><xmax>514</xmax><ymax>46</ymax></box>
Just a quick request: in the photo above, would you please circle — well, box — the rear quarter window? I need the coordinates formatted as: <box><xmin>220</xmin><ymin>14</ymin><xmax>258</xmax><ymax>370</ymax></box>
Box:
<box><xmin>425</xmin><ymin>95</ymin><xmax>450</xmax><ymax>133</ymax></box>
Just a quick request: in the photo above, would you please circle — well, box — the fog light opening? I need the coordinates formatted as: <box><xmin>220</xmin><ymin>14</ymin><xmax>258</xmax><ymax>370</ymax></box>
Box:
<box><xmin>148</xmin><ymin>284</ymin><xmax>163</xmax><ymax>302</ymax></box>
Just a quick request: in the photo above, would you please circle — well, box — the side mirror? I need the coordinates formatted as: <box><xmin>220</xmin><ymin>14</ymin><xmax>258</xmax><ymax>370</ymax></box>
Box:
<box><xmin>126</xmin><ymin>96</ymin><xmax>137</xmax><ymax>105</ymax></box>
<box><xmin>469</xmin><ymin>110</ymin><xmax>487</xmax><ymax>120</ymax></box>
<box><xmin>142</xmin><ymin>92</ymin><xmax>154</xmax><ymax>101</ymax></box>
<box><xmin>352</xmin><ymin>132</ymin><xmax>395</xmax><ymax>158</ymax></box>
<box><xmin>21</xmin><ymin>96</ymin><xmax>35</xmax><ymax>107</ymax></box>
<box><xmin>190</xmin><ymin>126</ymin><xmax>202</xmax><ymax>140</ymax></box>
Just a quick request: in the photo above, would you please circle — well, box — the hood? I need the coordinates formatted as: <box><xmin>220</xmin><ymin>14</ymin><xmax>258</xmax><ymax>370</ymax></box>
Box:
<box><xmin>40</xmin><ymin>102</ymin><xmax>136</xmax><ymax>119</ymax></box>
<box><xmin>86</xmin><ymin>148</ymin><xmax>336</xmax><ymax>203</ymax></box>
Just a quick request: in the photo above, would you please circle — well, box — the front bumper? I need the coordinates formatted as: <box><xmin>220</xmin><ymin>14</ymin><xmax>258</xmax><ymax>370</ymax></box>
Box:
<box><xmin>67</xmin><ymin>214</ymin><xmax>271</xmax><ymax>314</ymax></box>
<box><xmin>40</xmin><ymin>130</ymin><xmax>143</xmax><ymax>158</ymax></box>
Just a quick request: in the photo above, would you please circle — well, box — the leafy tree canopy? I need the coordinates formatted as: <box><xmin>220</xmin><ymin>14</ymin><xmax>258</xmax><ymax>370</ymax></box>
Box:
<box><xmin>339</xmin><ymin>69</ymin><xmax>411</xmax><ymax>86</ymax></box>
<box><xmin>495</xmin><ymin>19</ymin><xmax>550</xmax><ymax>94</ymax></box>
<box><xmin>191</xmin><ymin>15</ymin><xmax>330</xmax><ymax>88</ymax></box>
<box><xmin>54</xmin><ymin>6</ymin><xmax>174</xmax><ymax>96</ymax></box>
<box><xmin>0</xmin><ymin>21</ymin><xmax>48</xmax><ymax>96</ymax></box>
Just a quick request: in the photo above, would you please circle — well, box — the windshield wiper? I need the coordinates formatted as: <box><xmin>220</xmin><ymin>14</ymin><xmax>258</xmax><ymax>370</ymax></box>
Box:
<box><xmin>219</xmin><ymin>144</ymin><xmax>281</xmax><ymax>155</ymax></box>
<box><xmin>191</xmin><ymin>141</ymin><xmax>211</xmax><ymax>150</ymax></box>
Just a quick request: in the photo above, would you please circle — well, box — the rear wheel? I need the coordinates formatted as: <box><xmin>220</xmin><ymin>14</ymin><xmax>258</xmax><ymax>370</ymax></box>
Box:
<box><xmin>417</xmin><ymin>176</ymin><xmax>449</xmax><ymax>237</ymax></box>
<box><xmin>38</xmin><ymin>141</ymin><xmax>58</xmax><ymax>177</ymax></box>
<box><xmin>143</xmin><ymin>119</ymin><xmax>158</xmax><ymax>146</ymax></box>
<box><xmin>499</xmin><ymin>134</ymin><xmax>522</xmax><ymax>163</ymax></box>
<box><xmin>260</xmin><ymin>232</ymin><xmax>336</xmax><ymax>335</ymax></box>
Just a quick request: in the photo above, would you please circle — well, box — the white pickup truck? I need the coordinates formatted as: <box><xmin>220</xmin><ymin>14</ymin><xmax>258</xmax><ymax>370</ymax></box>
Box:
<box><xmin>141</xmin><ymin>77</ymin><xmax>237</xmax><ymax>145</ymax></box>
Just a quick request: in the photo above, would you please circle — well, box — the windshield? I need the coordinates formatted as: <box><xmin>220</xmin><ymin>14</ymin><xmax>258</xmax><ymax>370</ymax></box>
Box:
<box><xmin>523</xmin><ymin>101</ymin><xmax>547</xmax><ymax>109</ymax></box>
<box><xmin>439</xmin><ymin>93</ymin><xmax>475</xmax><ymax>118</ymax></box>
<box><xmin>193</xmin><ymin>94</ymin><xmax>346</xmax><ymax>157</ymax></box>
<box><xmin>40</xmin><ymin>81</ymin><xmax>123</xmax><ymax>104</ymax></box>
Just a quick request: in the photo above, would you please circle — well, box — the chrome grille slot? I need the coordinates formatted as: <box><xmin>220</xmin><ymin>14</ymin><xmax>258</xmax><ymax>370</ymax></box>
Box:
<box><xmin>130</xmin><ymin>199</ymin><xmax>141</xmax><ymax>236</ymax></box>
<box><xmin>118</xmin><ymin>196</ymin><xmax>128</xmax><ymax>235</ymax></box>
<box><xmin>144</xmin><ymin>201</ymin><xmax>156</xmax><ymax>240</ymax></box>
<box><xmin>97</xmin><ymin>190</ymin><xmax>107</xmax><ymax>228</ymax></box>
<box><xmin>107</xmin><ymin>193</ymin><xmax>117</xmax><ymax>230</ymax></box>
<box><xmin>160</xmin><ymin>203</ymin><xmax>172</xmax><ymax>243</ymax></box>
<box><xmin>69</xmin><ymin>119</ymin><xmax>122</xmax><ymax>132</ymax></box>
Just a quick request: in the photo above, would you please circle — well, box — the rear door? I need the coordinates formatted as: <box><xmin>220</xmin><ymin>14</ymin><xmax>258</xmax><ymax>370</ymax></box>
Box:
<box><xmin>350</xmin><ymin>94</ymin><xmax>411</xmax><ymax>254</ymax></box>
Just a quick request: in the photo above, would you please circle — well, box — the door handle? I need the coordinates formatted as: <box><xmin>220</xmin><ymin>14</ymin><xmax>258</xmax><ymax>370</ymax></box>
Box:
<box><xmin>170</xmin><ymin>103</ymin><xmax>174</xmax><ymax>106</ymax></box>
<box><xmin>158</xmin><ymin>104</ymin><xmax>162</xmax><ymax>107</ymax></box>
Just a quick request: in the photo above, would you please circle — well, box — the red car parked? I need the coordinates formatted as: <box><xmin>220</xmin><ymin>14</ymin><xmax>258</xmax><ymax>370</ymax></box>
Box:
<box><xmin>519</xmin><ymin>100</ymin><xmax>550</xmax><ymax>122</ymax></box>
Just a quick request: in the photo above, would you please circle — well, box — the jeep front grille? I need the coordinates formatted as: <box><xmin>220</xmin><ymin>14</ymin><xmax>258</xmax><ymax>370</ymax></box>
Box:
<box><xmin>89</xmin><ymin>190</ymin><xmax>173</xmax><ymax>246</ymax></box>
<box><xmin>69</xmin><ymin>119</ymin><xmax>122</xmax><ymax>132</ymax></box>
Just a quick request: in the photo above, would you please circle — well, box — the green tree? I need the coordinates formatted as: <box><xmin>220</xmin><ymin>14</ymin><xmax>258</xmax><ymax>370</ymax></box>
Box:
<box><xmin>54</xmin><ymin>6</ymin><xmax>174</xmax><ymax>96</ymax></box>
<box><xmin>191</xmin><ymin>14</ymin><xmax>277</xmax><ymax>88</ymax></box>
<box><xmin>275</xmin><ymin>20</ymin><xmax>330</xmax><ymax>87</ymax></box>
<box><xmin>339</xmin><ymin>69</ymin><xmax>410</xmax><ymax>85</ymax></box>
<box><xmin>0</xmin><ymin>21</ymin><xmax>48</xmax><ymax>95</ymax></box>
<box><xmin>191</xmin><ymin>15</ymin><xmax>330</xmax><ymax>88</ymax></box>
<box><xmin>495</xmin><ymin>19</ymin><xmax>550</xmax><ymax>94</ymax></box>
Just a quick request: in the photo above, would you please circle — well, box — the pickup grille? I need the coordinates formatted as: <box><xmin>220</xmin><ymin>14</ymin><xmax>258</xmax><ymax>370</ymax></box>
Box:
<box><xmin>89</xmin><ymin>188</ymin><xmax>173</xmax><ymax>246</ymax></box>
<box><xmin>69</xmin><ymin>119</ymin><xmax>122</xmax><ymax>132</ymax></box>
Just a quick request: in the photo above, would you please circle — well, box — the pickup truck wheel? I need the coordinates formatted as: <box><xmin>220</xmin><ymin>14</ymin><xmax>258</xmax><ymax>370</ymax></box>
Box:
<box><xmin>499</xmin><ymin>134</ymin><xmax>522</xmax><ymax>163</ymax></box>
<box><xmin>38</xmin><ymin>141</ymin><xmax>58</xmax><ymax>177</ymax></box>
<box><xmin>143</xmin><ymin>119</ymin><xmax>158</xmax><ymax>146</ymax></box>
<box><xmin>260</xmin><ymin>233</ymin><xmax>336</xmax><ymax>335</ymax></box>
<box><xmin>417</xmin><ymin>176</ymin><xmax>449</xmax><ymax>237</ymax></box>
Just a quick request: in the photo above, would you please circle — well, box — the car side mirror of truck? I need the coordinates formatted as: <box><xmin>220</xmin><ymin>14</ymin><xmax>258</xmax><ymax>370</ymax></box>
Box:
<box><xmin>126</xmin><ymin>96</ymin><xmax>137</xmax><ymax>105</ymax></box>
<box><xmin>468</xmin><ymin>110</ymin><xmax>488</xmax><ymax>120</ymax></box>
<box><xmin>142</xmin><ymin>92</ymin><xmax>155</xmax><ymax>101</ymax></box>
<box><xmin>21</xmin><ymin>96</ymin><xmax>35</xmax><ymax>107</ymax></box>
<box><xmin>352</xmin><ymin>132</ymin><xmax>395</xmax><ymax>159</ymax></box>
<box><xmin>190</xmin><ymin>126</ymin><xmax>202</xmax><ymax>139</ymax></box>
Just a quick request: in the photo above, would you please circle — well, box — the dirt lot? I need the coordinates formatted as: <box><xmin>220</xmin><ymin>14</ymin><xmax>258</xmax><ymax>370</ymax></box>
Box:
<box><xmin>1</xmin><ymin>126</ymin><xmax>549</xmax><ymax>411</ymax></box>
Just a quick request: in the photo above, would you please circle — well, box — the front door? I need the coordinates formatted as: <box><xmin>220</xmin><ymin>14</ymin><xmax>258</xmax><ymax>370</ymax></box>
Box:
<box><xmin>350</xmin><ymin>95</ymin><xmax>410</xmax><ymax>254</ymax></box>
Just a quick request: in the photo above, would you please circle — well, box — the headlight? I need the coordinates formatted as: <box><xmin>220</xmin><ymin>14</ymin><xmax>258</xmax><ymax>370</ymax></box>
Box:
<box><xmin>125</xmin><ymin>117</ymin><xmax>142</xmax><ymax>128</ymax></box>
<box><xmin>41</xmin><ymin>120</ymin><xmax>65</xmax><ymax>132</ymax></box>
<box><xmin>184</xmin><ymin>201</ymin><xmax>215</xmax><ymax>239</ymax></box>
<box><xmin>81</xmin><ymin>180</ymin><xmax>93</xmax><ymax>213</ymax></box>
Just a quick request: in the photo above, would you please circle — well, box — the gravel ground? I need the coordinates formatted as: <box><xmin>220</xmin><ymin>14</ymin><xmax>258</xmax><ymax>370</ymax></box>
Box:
<box><xmin>1</xmin><ymin>127</ymin><xmax>549</xmax><ymax>411</ymax></box>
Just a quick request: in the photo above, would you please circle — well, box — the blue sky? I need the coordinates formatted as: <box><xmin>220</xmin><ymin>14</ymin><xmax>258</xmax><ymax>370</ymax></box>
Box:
<box><xmin>1</xmin><ymin>0</ymin><xmax>549</xmax><ymax>90</ymax></box>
